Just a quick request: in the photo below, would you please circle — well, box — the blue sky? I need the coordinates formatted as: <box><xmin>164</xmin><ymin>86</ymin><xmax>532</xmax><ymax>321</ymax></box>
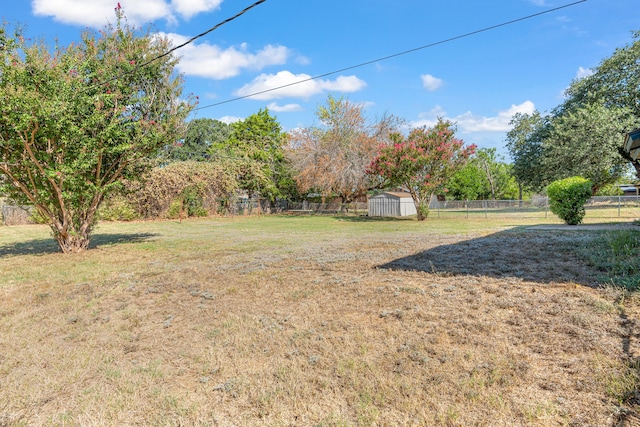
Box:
<box><xmin>2</xmin><ymin>0</ymin><xmax>639</xmax><ymax>159</ymax></box>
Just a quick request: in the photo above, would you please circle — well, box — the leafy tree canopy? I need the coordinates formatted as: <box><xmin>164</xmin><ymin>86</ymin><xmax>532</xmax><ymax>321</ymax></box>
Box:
<box><xmin>507</xmin><ymin>31</ymin><xmax>640</xmax><ymax>191</ymax></box>
<box><xmin>288</xmin><ymin>95</ymin><xmax>404</xmax><ymax>203</ymax></box>
<box><xmin>544</xmin><ymin>103</ymin><xmax>636</xmax><ymax>194</ymax></box>
<box><xmin>562</xmin><ymin>30</ymin><xmax>640</xmax><ymax>118</ymax></box>
<box><xmin>210</xmin><ymin>108</ymin><xmax>294</xmax><ymax>201</ymax></box>
<box><xmin>506</xmin><ymin>111</ymin><xmax>550</xmax><ymax>193</ymax></box>
<box><xmin>167</xmin><ymin>118</ymin><xmax>231</xmax><ymax>162</ymax></box>
<box><xmin>0</xmin><ymin>11</ymin><xmax>192</xmax><ymax>252</ymax></box>
<box><xmin>448</xmin><ymin>148</ymin><xmax>518</xmax><ymax>200</ymax></box>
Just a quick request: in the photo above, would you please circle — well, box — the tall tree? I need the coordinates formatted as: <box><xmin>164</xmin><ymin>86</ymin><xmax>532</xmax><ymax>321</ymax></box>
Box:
<box><xmin>287</xmin><ymin>95</ymin><xmax>404</xmax><ymax>203</ymax></box>
<box><xmin>0</xmin><ymin>9</ymin><xmax>192</xmax><ymax>252</ymax></box>
<box><xmin>210</xmin><ymin>109</ymin><xmax>293</xmax><ymax>201</ymax></box>
<box><xmin>505</xmin><ymin>111</ymin><xmax>549</xmax><ymax>195</ymax></box>
<box><xmin>562</xmin><ymin>31</ymin><xmax>640</xmax><ymax>119</ymax></box>
<box><xmin>167</xmin><ymin>118</ymin><xmax>231</xmax><ymax>162</ymax></box>
<box><xmin>446</xmin><ymin>161</ymin><xmax>487</xmax><ymax>201</ymax></box>
<box><xmin>543</xmin><ymin>103</ymin><xmax>636</xmax><ymax>194</ymax></box>
<box><xmin>448</xmin><ymin>148</ymin><xmax>518</xmax><ymax>200</ymax></box>
<box><xmin>551</xmin><ymin>31</ymin><xmax>640</xmax><ymax>178</ymax></box>
<box><xmin>368</xmin><ymin>119</ymin><xmax>475</xmax><ymax>220</ymax></box>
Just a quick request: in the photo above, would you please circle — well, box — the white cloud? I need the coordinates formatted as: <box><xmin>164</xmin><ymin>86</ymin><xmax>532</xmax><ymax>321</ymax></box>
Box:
<box><xmin>234</xmin><ymin>71</ymin><xmax>367</xmax><ymax>100</ymax></box>
<box><xmin>171</xmin><ymin>0</ymin><xmax>222</xmax><ymax>19</ymax></box>
<box><xmin>411</xmin><ymin>105</ymin><xmax>448</xmax><ymax>128</ymax></box>
<box><xmin>218</xmin><ymin>115</ymin><xmax>242</xmax><ymax>124</ymax></box>
<box><xmin>575</xmin><ymin>66</ymin><xmax>594</xmax><ymax>80</ymax></box>
<box><xmin>267</xmin><ymin>102</ymin><xmax>303</xmax><ymax>112</ymax></box>
<box><xmin>295</xmin><ymin>55</ymin><xmax>311</xmax><ymax>66</ymax></box>
<box><xmin>31</xmin><ymin>0</ymin><xmax>222</xmax><ymax>27</ymax></box>
<box><xmin>421</xmin><ymin>74</ymin><xmax>443</xmax><ymax>91</ymax></box>
<box><xmin>322</xmin><ymin>75</ymin><xmax>367</xmax><ymax>92</ymax></box>
<box><xmin>160</xmin><ymin>33</ymin><xmax>289</xmax><ymax>79</ymax></box>
<box><xmin>528</xmin><ymin>0</ymin><xmax>548</xmax><ymax>6</ymax></box>
<box><xmin>412</xmin><ymin>101</ymin><xmax>536</xmax><ymax>133</ymax></box>
<box><xmin>32</xmin><ymin>0</ymin><xmax>162</xmax><ymax>26</ymax></box>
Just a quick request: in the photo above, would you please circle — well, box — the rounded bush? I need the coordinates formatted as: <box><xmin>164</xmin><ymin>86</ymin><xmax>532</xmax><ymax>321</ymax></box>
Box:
<box><xmin>98</xmin><ymin>195</ymin><xmax>139</xmax><ymax>221</ymax></box>
<box><xmin>547</xmin><ymin>176</ymin><xmax>593</xmax><ymax>225</ymax></box>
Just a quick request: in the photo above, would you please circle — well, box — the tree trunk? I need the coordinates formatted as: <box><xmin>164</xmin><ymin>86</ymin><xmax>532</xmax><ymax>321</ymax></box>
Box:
<box><xmin>518</xmin><ymin>183</ymin><xmax>523</xmax><ymax>208</ymax></box>
<box><xmin>633</xmin><ymin>161</ymin><xmax>640</xmax><ymax>181</ymax></box>
<box><xmin>410</xmin><ymin>191</ymin><xmax>430</xmax><ymax>221</ymax></box>
<box><xmin>40</xmin><ymin>199</ymin><xmax>101</xmax><ymax>253</ymax></box>
<box><xmin>52</xmin><ymin>226</ymin><xmax>92</xmax><ymax>253</ymax></box>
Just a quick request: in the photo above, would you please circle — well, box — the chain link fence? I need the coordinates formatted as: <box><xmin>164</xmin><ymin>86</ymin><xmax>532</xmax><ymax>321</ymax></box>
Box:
<box><xmin>426</xmin><ymin>196</ymin><xmax>640</xmax><ymax>219</ymax></box>
<box><xmin>2</xmin><ymin>196</ymin><xmax>640</xmax><ymax>225</ymax></box>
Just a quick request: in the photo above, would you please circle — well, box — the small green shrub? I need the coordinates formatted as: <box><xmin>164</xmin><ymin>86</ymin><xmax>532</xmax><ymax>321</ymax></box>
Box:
<box><xmin>98</xmin><ymin>196</ymin><xmax>139</xmax><ymax>221</ymax></box>
<box><xmin>417</xmin><ymin>202</ymin><xmax>430</xmax><ymax>220</ymax></box>
<box><xmin>166</xmin><ymin>199</ymin><xmax>183</xmax><ymax>219</ymax></box>
<box><xmin>547</xmin><ymin>176</ymin><xmax>592</xmax><ymax>225</ymax></box>
<box><xmin>182</xmin><ymin>185</ymin><xmax>208</xmax><ymax>217</ymax></box>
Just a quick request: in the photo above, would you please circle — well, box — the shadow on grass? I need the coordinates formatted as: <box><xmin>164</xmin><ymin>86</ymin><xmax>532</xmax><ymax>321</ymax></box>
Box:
<box><xmin>0</xmin><ymin>232</ymin><xmax>158</xmax><ymax>257</ymax></box>
<box><xmin>378</xmin><ymin>226</ymin><xmax>601</xmax><ymax>286</ymax></box>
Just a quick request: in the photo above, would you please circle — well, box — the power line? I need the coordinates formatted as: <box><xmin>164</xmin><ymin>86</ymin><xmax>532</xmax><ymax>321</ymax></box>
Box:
<box><xmin>139</xmin><ymin>0</ymin><xmax>267</xmax><ymax>70</ymax></box>
<box><xmin>88</xmin><ymin>0</ymin><xmax>267</xmax><ymax>91</ymax></box>
<box><xmin>194</xmin><ymin>0</ymin><xmax>587</xmax><ymax>111</ymax></box>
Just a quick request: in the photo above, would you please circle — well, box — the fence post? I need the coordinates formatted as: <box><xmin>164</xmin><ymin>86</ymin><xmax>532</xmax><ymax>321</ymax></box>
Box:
<box><xmin>618</xmin><ymin>195</ymin><xmax>621</xmax><ymax>217</ymax></box>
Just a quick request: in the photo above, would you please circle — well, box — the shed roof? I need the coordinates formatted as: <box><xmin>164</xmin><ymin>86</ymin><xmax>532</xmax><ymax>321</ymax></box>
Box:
<box><xmin>373</xmin><ymin>191</ymin><xmax>413</xmax><ymax>199</ymax></box>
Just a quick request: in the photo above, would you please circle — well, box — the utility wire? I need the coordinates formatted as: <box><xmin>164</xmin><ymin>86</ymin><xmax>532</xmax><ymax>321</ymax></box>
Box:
<box><xmin>194</xmin><ymin>0</ymin><xmax>587</xmax><ymax>111</ymax></box>
<box><xmin>89</xmin><ymin>0</ymin><xmax>267</xmax><ymax>91</ymax></box>
<box><xmin>140</xmin><ymin>0</ymin><xmax>266</xmax><ymax>69</ymax></box>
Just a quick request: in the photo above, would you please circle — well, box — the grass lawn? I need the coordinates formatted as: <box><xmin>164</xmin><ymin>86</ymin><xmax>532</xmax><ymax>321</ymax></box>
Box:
<box><xmin>1</xmin><ymin>215</ymin><xmax>640</xmax><ymax>426</ymax></box>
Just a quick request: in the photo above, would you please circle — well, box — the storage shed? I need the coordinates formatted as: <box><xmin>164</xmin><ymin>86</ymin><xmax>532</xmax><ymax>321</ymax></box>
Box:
<box><xmin>368</xmin><ymin>192</ymin><xmax>417</xmax><ymax>217</ymax></box>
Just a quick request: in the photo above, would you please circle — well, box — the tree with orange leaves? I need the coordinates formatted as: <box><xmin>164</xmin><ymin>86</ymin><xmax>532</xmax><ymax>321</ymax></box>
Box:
<box><xmin>287</xmin><ymin>95</ymin><xmax>404</xmax><ymax>204</ymax></box>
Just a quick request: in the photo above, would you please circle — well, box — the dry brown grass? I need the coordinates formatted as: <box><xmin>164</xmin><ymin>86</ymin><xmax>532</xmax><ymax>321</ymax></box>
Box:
<box><xmin>1</xmin><ymin>216</ymin><xmax>639</xmax><ymax>426</ymax></box>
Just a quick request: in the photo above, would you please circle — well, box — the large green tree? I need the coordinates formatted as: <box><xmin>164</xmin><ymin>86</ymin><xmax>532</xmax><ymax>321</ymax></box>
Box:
<box><xmin>446</xmin><ymin>161</ymin><xmax>486</xmax><ymax>201</ymax></box>
<box><xmin>448</xmin><ymin>148</ymin><xmax>518</xmax><ymax>200</ymax></box>
<box><xmin>559</xmin><ymin>31</ymin><xmax>640</xmax><ymax>178</ymax></box>
<box><xmin>210</xmin><ymin>109</ymin><xmax>294</xmax><ymax>201</ymax></box>
<box><xmin>0</xmin><ymin>11</ymin><xmax>192</xmax><ymax>252</ymax></box>
<box><xmin>505</xmin><ymin>111</ymin><xmax>549</xmax><ymax>194</ymax></box>
<box><xmin>168</xmin><ymin>118</ymin><xmax>231</xmax><ymax>162</ymax></box>
<box><xmin>562</xmin><ymin>31</ymin><xmax>640</xmax><ymax>119</ymax></box>
<box><xmin>508</xmin><ymin>32</ymin><xmax>640</xmax><ymax>190</ymax></box>
<box><xmin>543</xmin><ymin>103</ymin><xmax>636</xmax><ymax>194</ymax></box>
<box><xmin>368</xmin><ymin>119</ymin><xmax>475</xmax><ymax>220</ymax></box>
<box><xmin>507</xmin><ymin>106</ymin><xmax>635</xmax><ymax>195</ymax></box>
